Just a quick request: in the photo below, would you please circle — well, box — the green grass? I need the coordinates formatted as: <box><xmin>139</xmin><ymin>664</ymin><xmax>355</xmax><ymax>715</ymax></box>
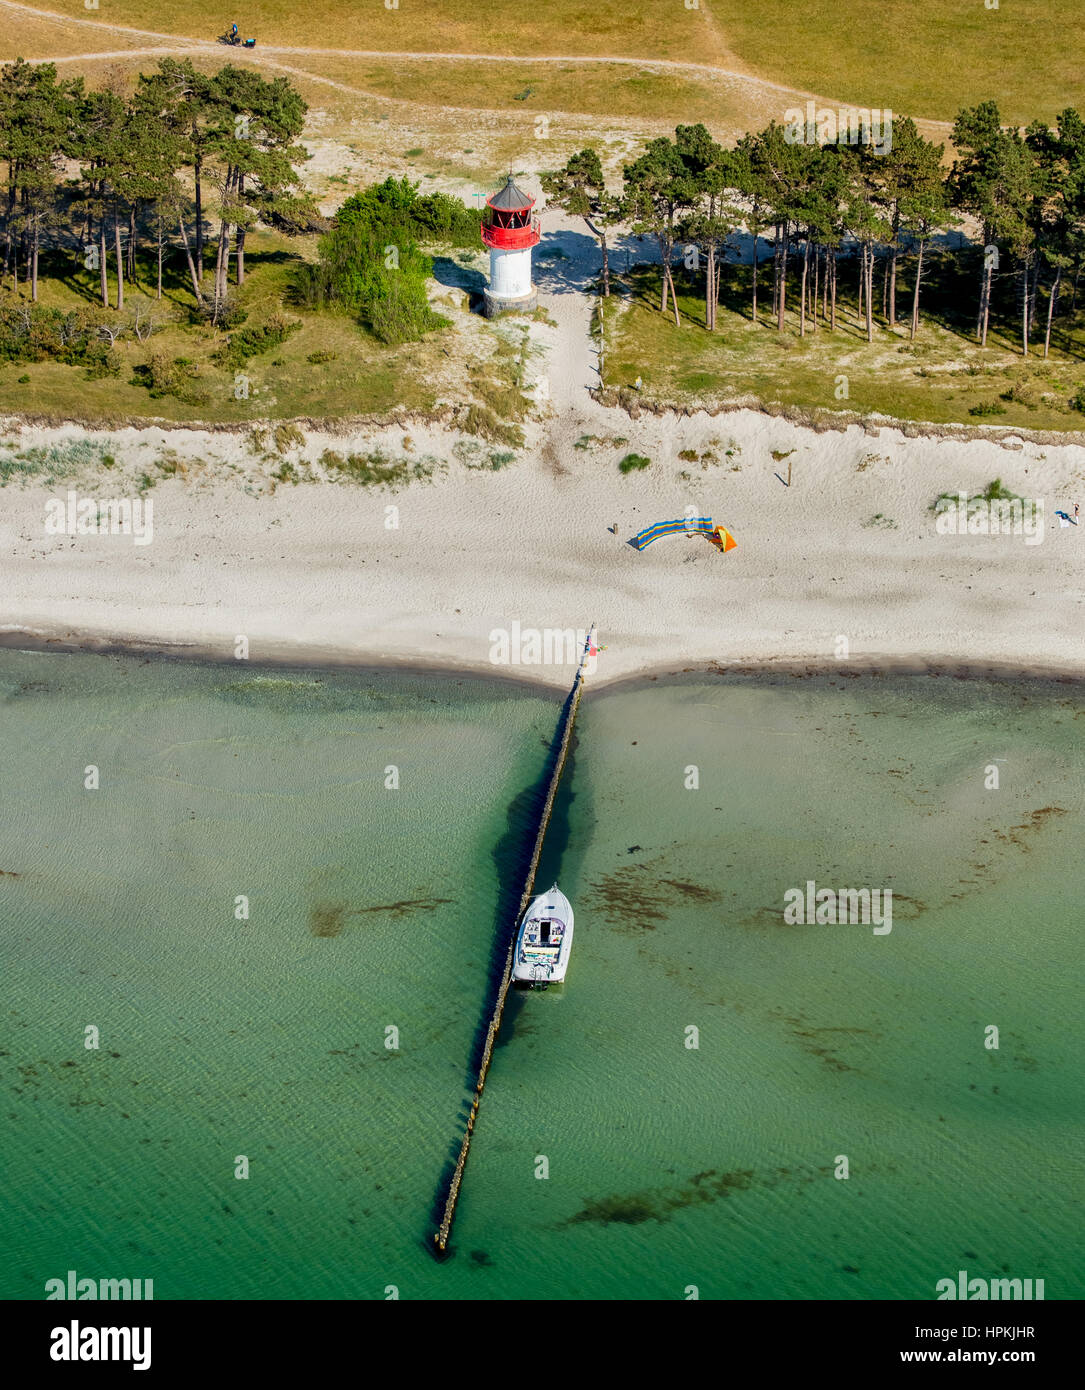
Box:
<box><xmin>718</xmin><ymin>0</ymin><xmax>1081</xmax><ymax>124</ymax></box>
<box><xmin>604</xmin><ymin>262</ymin><xmax>1085</xmax><ymax>433</ymax></box>
<box><xmin>0</xmin><ymin>232</ymin><xmax>451</xmax><ymax>425</ymax></box>
<box><xmin>26</xmin><ymin>1</ymin><xmax>735</xmax><ymax>64</ymax></box>
<box><xmin>20</xmin><ymin>0</ymin><xmax>1078</xmax><ymax>127</ymax></box>
<box><xmin>618</xmin><ymin>452</ymin><xmax>651</xmax><ymax>473</ymax></box>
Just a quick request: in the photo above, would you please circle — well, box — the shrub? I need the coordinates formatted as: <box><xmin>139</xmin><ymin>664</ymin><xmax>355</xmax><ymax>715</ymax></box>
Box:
<box><xmin>306</xmin><ymin>349</ymin><xmax>338</xmax><ymax>364</ymax></box>
<box><xmin>213</xmin><ymin>313</ymin><xmax>301</xmax><ymax>368</ymax></box>
<box><xmin>619</xmin><ymin>453</ymin><xmax>651</xmax><ymax>474</ymax></box>
<box><xmin>273</xmin><ymin>423</ymin><xmax>306</xmax><ymax>455</ymax></box>
<box><xmin>459</xmin><ymin>403</ymin><xmax>524</xmax><ymax>448</ymax></box>
<box><xmin>320</xmin><ymin>448</ymin><xmax>435</xmax><ymax>488</ymax></box>
<box><xmin>968</xmin><ymin>400</ymin><xmax>1006</xmax><ymax>417</ymax></box>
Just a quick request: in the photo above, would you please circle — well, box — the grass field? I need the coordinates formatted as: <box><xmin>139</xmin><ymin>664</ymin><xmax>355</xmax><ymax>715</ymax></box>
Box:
<box><xmin>9</xmin><ymin>0</ymin><xmax>1081</xmax><ymax>126</ymax></box>
<box><xmin>0</xmin><ymin>230</ymin><xmax>535</xmax><ymax>429</ymax></box>
<box><xmin>11</xmin><ymin>0</ymin><xmax>738</xmax><ymax>65</ymax></box>
<box><xmin>716</xmin><ymin>0</ymin><xmax>1083</xmax><ymax>126</ymax></box>
<box><xmin>604</xmin><ymin>263</ymin><xmax>1085</xmax><ymax>434</ymax></box>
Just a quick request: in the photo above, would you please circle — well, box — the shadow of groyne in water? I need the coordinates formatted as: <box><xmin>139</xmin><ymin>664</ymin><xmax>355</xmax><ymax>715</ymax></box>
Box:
<box><xmin>428</xmin><ymin>678</ymin><xmax>583</xmax><ymax>1251</ymax></box>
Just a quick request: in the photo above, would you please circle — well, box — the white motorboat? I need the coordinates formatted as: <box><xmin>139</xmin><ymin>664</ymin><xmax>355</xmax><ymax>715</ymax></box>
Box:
<box><xmin>512</xmin><ymin>884</ymin><xmax>574</xmax><ymax>986</ymax></box>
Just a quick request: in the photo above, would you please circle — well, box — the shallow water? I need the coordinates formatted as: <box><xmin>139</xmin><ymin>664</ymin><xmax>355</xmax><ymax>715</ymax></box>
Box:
<box><xmin>1</xmin><ymin>652</ymin><xmax>1081</xmax><ymax>1299</ymax></box>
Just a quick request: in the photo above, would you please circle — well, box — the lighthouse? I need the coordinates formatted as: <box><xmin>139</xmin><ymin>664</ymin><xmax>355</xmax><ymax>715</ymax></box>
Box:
<box><xmin>481</xmin><ymin>174</ymin><xmax>540</xmax><ymax>317</ymax></box>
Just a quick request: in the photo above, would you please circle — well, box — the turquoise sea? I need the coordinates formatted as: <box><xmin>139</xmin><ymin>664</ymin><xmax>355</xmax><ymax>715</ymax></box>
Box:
<box><xmin>1</xmin><ymin>650</ymin><xmax>1082</xmax><ymax>1299</ymax></box>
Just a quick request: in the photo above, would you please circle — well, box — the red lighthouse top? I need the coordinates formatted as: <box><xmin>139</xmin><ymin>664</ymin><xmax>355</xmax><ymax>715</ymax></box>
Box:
<box><xmin>481</xmin><ymin>175</ymin><xmax>541</xmax><ymax>251</ymax></box>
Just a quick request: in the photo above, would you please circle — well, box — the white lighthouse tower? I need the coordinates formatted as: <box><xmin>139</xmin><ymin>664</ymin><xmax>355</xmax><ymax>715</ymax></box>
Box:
<box><xmin>481</xmin><ymin>174</ymin><xmax>540</xmax><ymax>317</ymax></box>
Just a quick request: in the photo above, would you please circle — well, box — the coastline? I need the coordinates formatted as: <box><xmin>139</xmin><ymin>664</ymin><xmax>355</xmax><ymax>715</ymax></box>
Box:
<box><xmin>3</xmin><ymin>405</ymin><xmax>1084</xmax><ymax>691</ymax></box>
<box><xmin>4</xmin><ymin>627</ymin><xmax>1083</xmax><ymax>694</ymax></box>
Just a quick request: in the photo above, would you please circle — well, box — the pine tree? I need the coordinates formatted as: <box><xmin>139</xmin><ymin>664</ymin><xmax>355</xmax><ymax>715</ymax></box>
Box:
<box><xmin>623</xmin><ymin>136</ymin><xmax>694</xmax><ymax>325</ymax></box>
<box><xmin>541</xmin><ymin>148</ymin><xmax>621</xmax><ymax>297</ymax></box>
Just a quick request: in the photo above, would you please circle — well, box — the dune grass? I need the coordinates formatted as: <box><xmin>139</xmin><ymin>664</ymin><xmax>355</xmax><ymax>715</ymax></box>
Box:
<box><xmin>0</xmin><ymin>231</ymin><xmax>444</xmax><ymax>424</ymax></box>
<box><xmin>604</xmin><ymin>260</ymin><xmax>1085</xmax><ymax>432</ymax></box>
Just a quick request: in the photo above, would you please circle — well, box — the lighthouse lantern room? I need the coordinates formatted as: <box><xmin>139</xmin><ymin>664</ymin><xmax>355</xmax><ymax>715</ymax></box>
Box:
<box><xmin>481</xmin><ymin>174</ymin><xmax>540</xmax><ymax>317</ymax></box>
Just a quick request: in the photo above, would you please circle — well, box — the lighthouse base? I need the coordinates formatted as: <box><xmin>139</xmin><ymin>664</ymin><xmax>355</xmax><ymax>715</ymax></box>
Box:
<box><xmin>483</xmin><ymin>285</ymin><xmax>538</xmax><ymax>319</ymax></box>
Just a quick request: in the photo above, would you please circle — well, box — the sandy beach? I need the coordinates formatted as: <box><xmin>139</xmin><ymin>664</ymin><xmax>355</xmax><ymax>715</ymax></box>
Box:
<box><xmin>3</xmin><ymin>395</ymin><xmax>1085</xmax><ymax>688</ymax></box>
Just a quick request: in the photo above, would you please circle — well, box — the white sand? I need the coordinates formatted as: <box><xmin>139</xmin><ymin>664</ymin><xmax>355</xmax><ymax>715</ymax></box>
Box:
<box><xmin>3</xmin><ymin>397</ymin><xmax>1084</xmax><ymax>688</ymax></box>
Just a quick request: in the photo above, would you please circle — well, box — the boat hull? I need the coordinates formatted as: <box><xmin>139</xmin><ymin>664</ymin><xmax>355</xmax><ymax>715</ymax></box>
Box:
<box><xmin>512</xmin><ymin>886</ymin><xmax>574</xmax><ymax>985</ymax></box>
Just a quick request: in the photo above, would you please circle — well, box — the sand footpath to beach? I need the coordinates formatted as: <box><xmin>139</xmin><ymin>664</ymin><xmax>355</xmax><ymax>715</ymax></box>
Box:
<box><xmin>2</xmin><ymin>401</ymin><xmax>1084</xmax><ymax>687</ymax></box>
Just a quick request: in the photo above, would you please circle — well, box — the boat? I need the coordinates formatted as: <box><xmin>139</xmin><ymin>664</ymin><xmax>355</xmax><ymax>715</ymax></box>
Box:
<box><xmin>512</xmin><ymin>884</ymin><xmax>574</xmax><ymax>987</ymax></box>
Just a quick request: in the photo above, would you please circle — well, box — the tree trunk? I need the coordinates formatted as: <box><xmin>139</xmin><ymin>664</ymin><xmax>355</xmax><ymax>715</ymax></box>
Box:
<box><xmin>193</xmin><ymin>145</ymin><xmax>204</xmax><ymax>280</ymax></box>
<box><xmin>830</xmin><ymin>251</ymin><xmax>837</xmax><ymax>331</ymax></box>
<box><xmin>751</xmin><ymin>225</ymin><xmax>759</xmax><ymax>323</ymax></box>
<box><xmin>977</xmin><ymin>256</ymin><xmax>991</xmax><ymax>343</ymax></box>
<box><xmin>665</xmin><ymin>263</ymin><xmax>681</xmax><ymax>327</ymax></box>
<box><xmin>888</xmin><ymin>226</ymin><xmax>899</xmax><ymax>328</ymax></box>
<box><xmin>600</xmin><ymin>233</ymin><xmax>609</xmax><ymax>297</ymax></box>
<box><xmin>30</xmin><ymin>225</ymin><xmax>38</xmax><ymax>301</ymax></box>
<box><xmin>882</xmin><ymin>251</ymin><xmax>889</xmax><ymax>319</ymax></box>
<box><xmin>114</xmin><ymin>210</ymin><xmax>124</xmax><ymax>310</ymax></box>
<box><xmin>660</xmin><ymin>234</ymin><xmax>669</xmax><ymax>315</ymax></box>
<box><xmin>1021</xmin><ymin>262</ymin><xmax>1029</xmax><ymax>356</ymax></box>
<box><xmin>213</xmin><ymin>218</ymin><xmax>230</xmax><ymax>323</ymax></box>
<box><xmin>865</xmin><ymin>245</ymin><xmax>874</xmax><ymax>343</ymax></box>
<box><xmin>1043</xmin><ymin>265</ymin><xmax>1061</xmax><ymax>359</ymax></box>
<box><xmin>706</xmin><ymin>242</ymin><xmax>716</xmax><ymax>330</ymax></box>
<box><xmin>3</xmin><ymin>179</ymin><xmax>14</xmax><ymax>280</ymax></box>
<box><xmin>799</xmin><ymin>239</ymin><xmax>808</xmax><ymax>337</ymax></box>
<box><xmin>777</xmin><ymin>222</ymin><xmax>788</xmax><ymax>332</ymax></box>
<box><xmin>1028</xmin><ymin>256</ymin><xmax>1041</xmax><ymax>334</ymax></box>
<box><xmin>910</xmin><ymin>240</ymin><xmax>925</xmax><ymax>340</ymax></box>
<box><xmin>811</xmin><ymin>244</ymin><xmax>819</xmax><ymax>331</ymax></box>
<box><xmin>177</xmin><ymin>213</ymin><xmax>204</xmax><ymax>307</ymax></box>
<box><xmin>236</xmin><ymin>173</ymin><xmax>246</xmax><ymax>285</ymax></box>
<box><xmin>99</xmin><ymin>217</ymin><xmax>108</xmax><ymax>307</ymax></box>
<box><xmin>156</xmin><ymin>220</ymin><xmax>164</xmax><ymax>300</ymax></box>
<box><xmin>128</xmin><ymin>205</ymin><xmax>137</xmax><ymax>282</ymax></box>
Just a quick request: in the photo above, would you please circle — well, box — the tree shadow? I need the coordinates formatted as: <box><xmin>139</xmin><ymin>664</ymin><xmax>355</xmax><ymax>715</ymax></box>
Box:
<box><xmin>432</xmin><ymin>255</ymin><xmax>486</xmax><ymax>294</ymax></box>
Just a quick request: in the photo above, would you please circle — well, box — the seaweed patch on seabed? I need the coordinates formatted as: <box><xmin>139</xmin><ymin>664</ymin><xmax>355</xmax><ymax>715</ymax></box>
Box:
<box><xmin>993</xmin><ymin>806</ymin><xmax>1067</xmax><ymax>850</ymax></box>
<box><xmin>584</xmin><ymin>859</ymin><xmax>722</xmax><ymax>931</ymax></box>
<box><xmin>309</xmin><ymin>897</ymin><xmax>452</xmax><ymax>936</ymax></box>
<box><xmin>562</xmin><ymin>1166</ymin><xmax>828</xmax><ymax>1227</ymax></box>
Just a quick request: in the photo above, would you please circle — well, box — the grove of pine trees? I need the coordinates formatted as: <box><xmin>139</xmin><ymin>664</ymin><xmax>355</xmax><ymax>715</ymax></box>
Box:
<box><xmin>546</xmin><ymin>106</ymin><xmax>1085</xmax><ymax>358</ymax></box>
<box><xmin>0</xmin><ymin>57</ymin><xmax>319</xmax><ymax>324</ymax></box>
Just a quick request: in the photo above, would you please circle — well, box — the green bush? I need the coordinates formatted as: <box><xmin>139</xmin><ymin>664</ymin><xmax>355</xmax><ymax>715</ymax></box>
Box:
<box><xmin>213</xmin><ymin>313</ymin><xmax>301</xmax><ymax>368</ymax></box>
<box><xmin>618</xmin><ymin>452</ymin><xmax>651</xmax><ymax>474</ymax></box>
<box><xmin>320</xmin><ymin>448</ymin><xmax>435</xmax><ymax>488</ymax></box>
<box><xmin>0</xmin><ymin>303</ymin><xmax>116</xmax><ymax>373</ymax></box>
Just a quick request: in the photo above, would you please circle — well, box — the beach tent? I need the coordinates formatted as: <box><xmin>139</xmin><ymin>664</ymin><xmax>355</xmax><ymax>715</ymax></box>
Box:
<box><xmin>629</xmin><ymin>517</ymin><xmax>736</xmax><ymax>552</ymax></box>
